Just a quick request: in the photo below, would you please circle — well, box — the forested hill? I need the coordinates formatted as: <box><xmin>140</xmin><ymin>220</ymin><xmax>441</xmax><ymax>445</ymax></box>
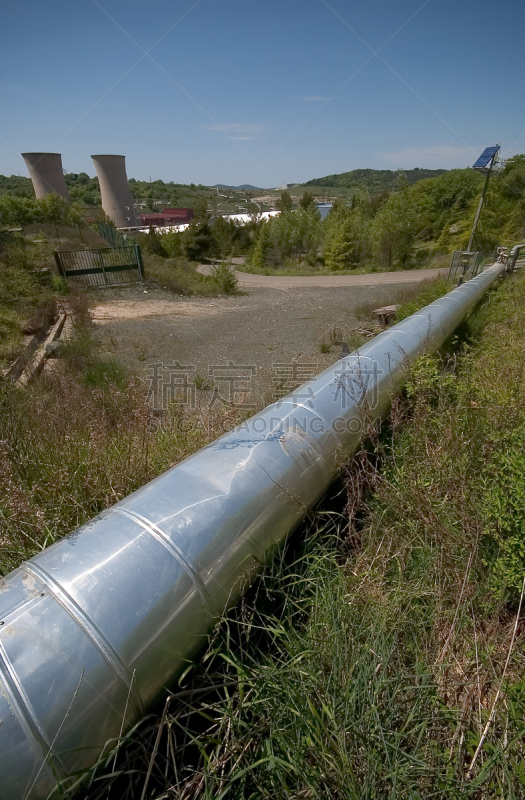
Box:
<box><xmin>0</xmin><ymin>173</ymin><xmax>257</xmax><ymax>216</ymax></box>
<box><xmin>301</xmin><ymin>167</ymin><xmax>447</xmax><ymax>192</ymax></box>
<box><xmin>1</xmin><ymin>168</ymin><xmax>447</xmax><ymax>204</ymax></box>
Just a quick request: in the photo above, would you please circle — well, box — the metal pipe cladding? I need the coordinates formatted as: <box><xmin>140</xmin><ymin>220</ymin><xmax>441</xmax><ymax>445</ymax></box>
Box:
<box><xmin>0</xmin><ymin>263</ymin><xmax>505</xmax><ymax>799</ymax></box>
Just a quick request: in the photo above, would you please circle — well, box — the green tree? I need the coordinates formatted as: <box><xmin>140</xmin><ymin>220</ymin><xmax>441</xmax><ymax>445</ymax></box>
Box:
<box><xmin>181</xmin><ymin>221</ymin><xmax>217</xmax><ymax>261</ymax></box>
<box><xmin>372</xmin><ymin>189</ymin><xmax>417</xmax><ymax>268</ymax></box>
<box><xmin>140</xmin><ymin>228</ymin><xmax>169</xmax><ymax>257</ymax></box>
<box><xmin>193</xmin><ymin>197</ymin><xmax>209</xmax><ymax>223</ymax></box>
<box><xmin>36</xmin><ymin>193</ymin><xmax>73</xmax><ymax>236</ymax></box>
<box><xmin>324</xmin><ymin>200</ymin><xmax>371</xmax><ymax>270</ymax></box>
<box><xmin>0</xmin><ymin>194</ymin><xmax>37</xmax><ymax>231</ymax></box>
<box><xmin>68</xmin><ymin>202</ymin><xmax>88</xmax><ymax>244</ymax></box>
<box><xmin>248</xmin><ymin>206</ymin><xmax>322</xmax><ymax>268</ymax></box>
<box><xmin>276</xmin><ymin>190</ymin><xmax>293</xmax><ymax>212</ymax></box>
<box><xmin>500</xmin><ymin>155</ymin><xmax>525</xmax><ymax>200</ymax></box>
<box><xmin>211</xmin><ymin>216</ymin><xmax>236</xmax><ymax>258</ymax></box>
<box><xmin>160</xmin><ymin>230</ymin><xmax>183</xmax><ymax>258</ymax></box>
<box><xmin>250</xmin><ymin>219</ymin><xmax>271</xmax><ymax>270</ymax></box>
<box><xmin>299</xmin><ymin>190</ymin><xmax>315</xmax><ymax>209</ymax></box>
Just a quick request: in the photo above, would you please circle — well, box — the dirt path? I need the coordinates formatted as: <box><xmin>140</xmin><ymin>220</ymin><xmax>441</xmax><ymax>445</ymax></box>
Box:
<box><xmin>198</xmin><ymin>262</ymin><xmax>446</xmax><ymax>288</ymax></box>
<box><xmin>93</xmin><ymin>269</ymin><xmax>442</xmax><ymax>407</ymax></box>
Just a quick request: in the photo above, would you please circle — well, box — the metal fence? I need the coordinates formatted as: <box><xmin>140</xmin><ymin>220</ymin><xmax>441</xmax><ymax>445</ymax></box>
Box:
<box><xmin>54</xmin><ymin>245</ymin><xmax>145</xmax><ymax>287</ymax></box>
<box><xmin>448</xmin><ymin>250</ymin><xmax>484</xmax><ymax>283</ymax></box>
<box><xmin>97</xmin><ymin>222</ymin><xmax>130</xmax><ymax>248</ymax></box>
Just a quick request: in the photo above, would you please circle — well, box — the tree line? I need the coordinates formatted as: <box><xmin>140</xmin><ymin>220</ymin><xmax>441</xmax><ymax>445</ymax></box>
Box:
<box><xmin>0</xmin><ymin>192</ymin><xmax>86</xmax><ymax>236</ymax></box>
<box><xmin>3</xmin><ymin>156</ymin><xmax>524</xmax><ymax>272</ymax></box>
<box><xmin>141</xmin><ymin>157</ymin><xmax>525</xmax><ymax>271</ymax></box>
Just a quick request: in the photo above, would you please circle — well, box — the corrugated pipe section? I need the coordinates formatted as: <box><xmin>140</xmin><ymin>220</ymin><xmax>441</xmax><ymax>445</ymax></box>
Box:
<box><xmin>0</xmin><ymin>263</ymin><xmax>506</xmax><ymax>799</ymax></box>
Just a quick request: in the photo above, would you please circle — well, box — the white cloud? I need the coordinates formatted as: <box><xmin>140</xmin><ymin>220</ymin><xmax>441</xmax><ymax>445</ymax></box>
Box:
<box><xmin>379</xmin><ymin>144</ymin><xmax>482</xmax><ymax>170</ymax></box>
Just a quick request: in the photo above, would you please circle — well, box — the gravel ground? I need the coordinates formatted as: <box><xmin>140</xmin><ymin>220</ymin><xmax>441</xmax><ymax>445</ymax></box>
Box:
<box><xmin>92</xmin><ymin>274</ymin><xmax>436</xmax><ymax>407</ymax></box>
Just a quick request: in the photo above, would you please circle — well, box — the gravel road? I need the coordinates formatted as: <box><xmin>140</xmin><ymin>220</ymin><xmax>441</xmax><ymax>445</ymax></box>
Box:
<box><xmin>93</xmin><ymin>269</ymin><xmax>444</xmax><ymax>407</ymax></box>
<box><xmin>198</xmin><ymin>263</ymin><xmax>446</xmax><ymax>289</ymax></box>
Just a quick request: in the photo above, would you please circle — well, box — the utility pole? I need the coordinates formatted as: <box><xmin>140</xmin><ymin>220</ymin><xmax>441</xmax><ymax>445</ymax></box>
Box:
<box><xmin>467</xmin><ymin>145</ymin><xmax>500</xmax><ymax>252</ymax></box>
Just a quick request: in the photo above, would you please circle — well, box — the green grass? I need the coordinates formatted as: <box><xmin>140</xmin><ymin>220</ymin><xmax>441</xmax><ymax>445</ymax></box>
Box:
<box><xmin>352</xmin><ymin>276</ymin><xmax>451</xmax><ymax>325</ymax></box>
<box><xmin>83</xmin><ymin>358</ymin><xmax>129</xmax><ymax>391</ymax></box>
<box><xmin>142</xmin><ymin>253</ymin><xmax>239</xmax><ymax>296</ymax></box>
<box><xmin>0</xmin><ymin>235</ymin><xmax>58</xmax><ymax>365</ymax></box>
<box><xmin>239</xmin><ymin>259</ymin><xmax>445</xmax><ymax>277</ymax></box>
<box><xmin>395</xmin><ymin>275</ymin><xmax>452</xmax><ymax>320</ymax></box>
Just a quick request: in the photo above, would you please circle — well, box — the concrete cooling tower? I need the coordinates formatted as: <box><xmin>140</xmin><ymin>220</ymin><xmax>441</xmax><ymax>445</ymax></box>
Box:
<box><xmin>91</xmin><ymin>154</ymin><xmax>137</xmax><ymax>228</ymax></box>
<box><xmin>21</xmin><ymin>152</ymin><xmax>71</xmax><ymax>201</ymax></box>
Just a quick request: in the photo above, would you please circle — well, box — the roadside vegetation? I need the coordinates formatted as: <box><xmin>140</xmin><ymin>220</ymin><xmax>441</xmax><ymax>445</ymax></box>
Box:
<box><xmin>0</xmin><ymin>230</ymin><xmax>63</xmax><ymax>367</ymax></box>
<box><xmin>70</xmin><ymin>267</ymin><xmax>525</xmax><ymax>800</ymax></box>
<box><xmin>139</xmin><ymin>251</ymin><xmax>239</xmax><ymax>297</ymax></box>
<box><xmin>0</xmin><ymin>316</ymin><xmax>251</xmax><ymax>576</ymax></box>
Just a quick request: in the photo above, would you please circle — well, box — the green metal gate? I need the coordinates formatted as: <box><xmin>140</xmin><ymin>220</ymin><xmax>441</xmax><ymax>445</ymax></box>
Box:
<box><xmin>54</xmin><ymin>245</ymin><xmax>145</xmax><ymax>287</ymax></box>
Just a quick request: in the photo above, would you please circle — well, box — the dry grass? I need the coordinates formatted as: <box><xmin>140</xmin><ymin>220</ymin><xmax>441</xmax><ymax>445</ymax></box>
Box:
<box><xmin>0</xmin><ymin>322</ymin><xmax>255</xmax><ymax>575</ymax></box>
<box><xmin>24</xmin><ymin>223</ymin><xmax>109</xmax><ymax>250</ymax></box>
<box><xmin>354</xmin><ymin>275</ymin><xmax>450</xmax><ymax>322</ymax></box>
<box><xmin>21</xmin><ymin>298</ymin><xmax>58</xmax><ymax>334</ymax></box>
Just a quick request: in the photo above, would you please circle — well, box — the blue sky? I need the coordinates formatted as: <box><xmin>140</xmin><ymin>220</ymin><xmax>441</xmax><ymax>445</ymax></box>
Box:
<box><xmin>1</xmin><ymin>0</ymin><xmax>524</xmax><ymax>187</ymax></box>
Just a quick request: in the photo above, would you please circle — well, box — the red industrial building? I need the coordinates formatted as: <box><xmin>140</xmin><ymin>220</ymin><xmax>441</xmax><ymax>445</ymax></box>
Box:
<box><xmin>139</xmin><ymin>208</ymin><xmax>194</xmax><ymax>227</ymax></box>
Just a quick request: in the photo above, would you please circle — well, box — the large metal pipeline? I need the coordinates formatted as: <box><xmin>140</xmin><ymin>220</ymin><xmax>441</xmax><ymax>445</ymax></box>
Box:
<box><xmin>0</xmin><ymin>263</ymin><xmax>505</xmax><ymax>799</ymax></box>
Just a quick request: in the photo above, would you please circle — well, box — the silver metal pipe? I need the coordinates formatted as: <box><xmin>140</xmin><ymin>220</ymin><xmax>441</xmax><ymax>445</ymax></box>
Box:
<box><xmin>0</xmin><ymin>263</ymin><xmax>505</xmax><ymax>800</ymax></box>
<box><xmin>509</xmin><ymin>244</ymin><xmax>525</xmax><ymax>272</ymax></box>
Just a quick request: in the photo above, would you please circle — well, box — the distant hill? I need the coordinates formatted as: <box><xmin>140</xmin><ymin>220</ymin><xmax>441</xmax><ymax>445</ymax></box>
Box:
<box><xmin>211</xmin><ymin>183</ymin><xmax>262</xmax><ymax>191</ymax></box>
<box><xmin>300</xmin><ymin>168</ymin><xmax>447</xmax><ymax>193</ymax></box>
<box><xmin>0</xmin><ymin>173</ymin><xmax>262</xmax><ymax>217</ymax></box>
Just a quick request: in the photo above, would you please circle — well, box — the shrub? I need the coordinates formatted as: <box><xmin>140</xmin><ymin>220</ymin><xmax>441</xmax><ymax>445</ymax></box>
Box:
<box><xmin>142</xmin><ymin>254</ymin><xmax>216</xmax><ymax>296</ymax></box>
<box><xmin>207</xmin><ymin>261</ymin><xmax>239</xmax><ymax>295</ymax></box>
<box><xmin>83</xmin><ymin>358</ymin><xmax>129</xmax><ymax>391</ymax></box>
<box><xmin>138</xmin><ymin>228</ymin><xmax>169</xmax><ymax>257</ymax></box>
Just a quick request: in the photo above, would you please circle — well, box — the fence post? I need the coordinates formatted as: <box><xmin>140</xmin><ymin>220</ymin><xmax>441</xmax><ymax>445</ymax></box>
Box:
<box><xmin>96</xmin><ymin>248</ymin><xmax>108</xmax><ymax>285</ymax></box>
<box><xmin>54</xmin><ymin>251</ymin><xmax>65</xmax><ymax>278</ymax></box>
<box><xmin>136</xmin><ymin>245</ymin><xmax>145</xmax><ymax>281</ymax></box>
